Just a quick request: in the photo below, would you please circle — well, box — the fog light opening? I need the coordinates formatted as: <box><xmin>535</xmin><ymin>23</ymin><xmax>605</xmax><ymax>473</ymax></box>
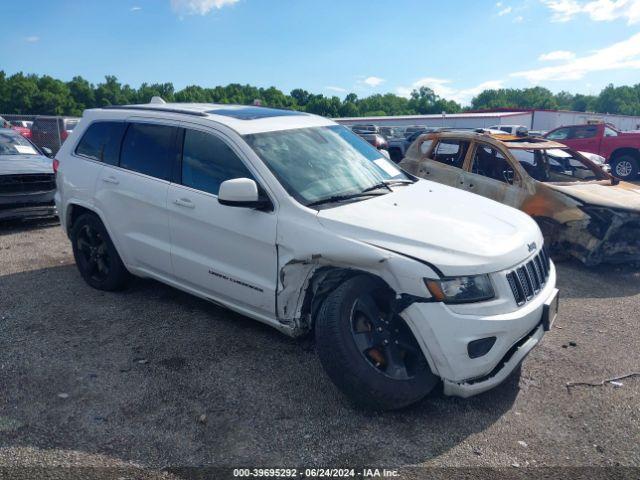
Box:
<box><xmin>467</xmin><ymin>336</ymin><xmax>497</xmax><ymax>359</ymax></box>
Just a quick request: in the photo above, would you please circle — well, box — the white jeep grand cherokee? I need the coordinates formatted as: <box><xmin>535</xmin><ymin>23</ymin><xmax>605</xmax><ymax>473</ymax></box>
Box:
<box><xmin>55</xmin><ymin>102</ymin><xmax>559</xmax><ymax>410</ymax></box>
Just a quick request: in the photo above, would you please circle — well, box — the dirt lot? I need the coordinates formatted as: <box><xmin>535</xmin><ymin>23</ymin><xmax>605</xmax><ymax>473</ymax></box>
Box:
<box><xmin>0</xmin><ymin>219</ymin><xmax>639</xmax><ymax>479</ymax></box>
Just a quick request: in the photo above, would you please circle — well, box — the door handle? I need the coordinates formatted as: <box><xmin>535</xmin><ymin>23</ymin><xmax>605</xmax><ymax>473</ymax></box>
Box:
<box><xmin>173</xmin><ymin>198</ymin><xmax>195</xmax><ymax>209</ymax></box>
<box><xmin>102</xmin><ymin>176</ymin><xmax>119</xmax><ymax>185</ymax></box>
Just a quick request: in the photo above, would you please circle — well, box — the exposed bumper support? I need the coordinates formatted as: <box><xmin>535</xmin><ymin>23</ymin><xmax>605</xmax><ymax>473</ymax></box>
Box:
<box><xmin>442</xmin><ymin>323</ymin><xmax>545</xmax><ymax>398</ymax></box>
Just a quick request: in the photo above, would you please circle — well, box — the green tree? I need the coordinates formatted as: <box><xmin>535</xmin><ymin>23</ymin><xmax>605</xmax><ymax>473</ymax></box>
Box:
<box><xmin>4</xmin><ymin>73</ymin><xmax>39</xmax><ymax>114</ymax></box>
<box><xmin>95</xmin><ymin>76</ymin><xmax>133</xmax><ymax>106</ymax></box>
<box><xmin>135</xmin><ymin>82</ymin><xmax>175</xmax><ymax>104</ymax></box>
<box><xmin>67</xmin><ymin>76</ymin><xmax>95</xmax><ymax>114</ymax></box>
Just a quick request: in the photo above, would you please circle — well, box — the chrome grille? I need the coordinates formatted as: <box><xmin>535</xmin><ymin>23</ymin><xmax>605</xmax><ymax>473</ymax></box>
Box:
<box><xmin>506</xmin><ymin>248</ymin><xmax>551</xmax><ymax>306</ymax></box>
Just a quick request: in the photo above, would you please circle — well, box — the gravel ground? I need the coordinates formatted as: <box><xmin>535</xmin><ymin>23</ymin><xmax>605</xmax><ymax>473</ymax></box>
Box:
<box><xmin>0</xmin><ymin>219</ymin><xmax>638</xmax><ymax>479</ymax></box>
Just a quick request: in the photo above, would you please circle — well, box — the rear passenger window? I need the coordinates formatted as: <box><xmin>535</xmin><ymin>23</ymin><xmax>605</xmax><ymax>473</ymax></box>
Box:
<box><xmin>181</xmin><ymin>129</ymin><xmax>255</xmax><ymax>195</ymax></box>
<box><xmin>120</xmin><ymin>123</ymin><xmax>177</xmax><ymax>180</ymax></box>
<box><xmin>75</xmin><ymin>122</ymin><xmax>127</xmax><ymax>165</ymax></box>
<box><xmin>431</xmin><ymin>140</ymin><xmax>470</xmax><ymax>168</ymax></box>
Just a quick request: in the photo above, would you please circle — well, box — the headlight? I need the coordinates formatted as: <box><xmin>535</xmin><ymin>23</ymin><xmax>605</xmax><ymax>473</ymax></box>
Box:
<box><xmin>424</xmin><ymin>275</ymin><xmax>495</xmax><ymax>304</ymax></box>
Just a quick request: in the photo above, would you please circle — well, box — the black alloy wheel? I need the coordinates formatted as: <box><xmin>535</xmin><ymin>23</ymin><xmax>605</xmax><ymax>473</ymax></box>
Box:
<box><xmin>349</xmin><ymin>291</ymin><xmax>423</xmax><ymax>381</ymax></box>
<box><xmin>76</xmin><ymin>224</ymin><xmax>111</xmax><ymax>282</ymax></box>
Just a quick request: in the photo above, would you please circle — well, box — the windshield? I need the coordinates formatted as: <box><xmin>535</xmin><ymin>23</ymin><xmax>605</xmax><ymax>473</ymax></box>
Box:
<box><xmin>509</xmin><ymin>147</ymin><xmax>607</xmax><ymax>183</ymax></box>
<box><xmin>0</xmin><ymin>131</ymin><xmax>39</xmax><ymax>156</ymax></box>
<box><xmin>245</xmin><ymin>125</ymin><xmax>410</xmax><ymax>206</ymax></box>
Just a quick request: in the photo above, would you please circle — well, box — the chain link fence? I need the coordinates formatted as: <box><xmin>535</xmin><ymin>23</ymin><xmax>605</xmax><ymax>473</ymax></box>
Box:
<box><xmin>1</xmin><ymin>114</ymin><xmax>80</xmax><ymax>154</ymax></box>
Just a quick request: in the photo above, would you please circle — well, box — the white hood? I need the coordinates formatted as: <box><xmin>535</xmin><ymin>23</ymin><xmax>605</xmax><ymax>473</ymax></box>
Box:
<box><xmin>316</xmin><ymin>180</ymin><xmax>543</xmax><ymax>276</ymax></box>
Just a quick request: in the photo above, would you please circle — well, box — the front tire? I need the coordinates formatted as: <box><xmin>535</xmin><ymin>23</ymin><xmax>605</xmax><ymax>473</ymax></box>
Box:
<box><xmin>315</xmin><ymin>275</ymin><xmax>437</xmax><ymax>410</ymax></box>
<box><xmin>611</xmin><ymin>154</ymin><xmax>639</xmax><ymax>180</ymax></box>
<box><xmin>70</xmin><ymin>213</ymin><xmax>130</xmax><ymax>291</ymax></box>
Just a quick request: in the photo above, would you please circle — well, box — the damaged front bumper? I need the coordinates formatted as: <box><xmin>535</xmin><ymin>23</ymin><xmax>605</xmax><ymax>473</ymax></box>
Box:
<box><xmin>400</xmin><ymin>263</ymin><xmax>557</xmax><ymax>398</ymax></box>
<box><xmin>442</xmin><ymin>323</ymin><xmax>545</xmax><ymax>397</ymax></box>
<box><xmin>562</xmin><ymin>207</ymin><xmax>640</xmax><ymax>265</ymax></box>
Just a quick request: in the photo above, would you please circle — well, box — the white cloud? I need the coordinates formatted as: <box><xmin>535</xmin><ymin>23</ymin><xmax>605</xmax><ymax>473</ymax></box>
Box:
<box><xmin>170</xmin><ymin>0</ymin><xmax>239</xmax><ymax>15</ymax></box>
<box><xmin>130</xmin><ymin>6</ymin><xmax>142</xmax><ymax>11</ymax></box>
<box><xmin>514</xmin><ymin>14</ymin><xmax>525</xmax><ymax>21</ymax></box>
<box><xmin>396</xmin><ymin>78</ymin><xmax>504</xmax><ymax>105</ymax></box>
<box><xmin>25</xmin><ymin>36</ymin><xmax>39</xmax><ymax>43</ymax></box>
<box><xmin>362</xmin><ymin>76</ymin><xmax>385</xmax><ymax>87</ymax></box>
<box><xmin>541</xmin><ymin>0</ymin><xmax>640</xmax><ymax>24</ymax></box>
<box><xmin>539</xmin><ymin>50</ymin><xmax>576</xmax><ymax>61</ymax></box>
<box><xmin>396</xmin><ymin>86</ymin><xmax>413</xmax><ymax>98</ymax></box>
<box><xmin>498</xmin><ymin>6</ymin><xmax>513</xmax><ymax>15</ymax></box>
<box><xmin>512</xmin><ymin>31</ymin><xmax>640</xmax><ymax>81</ymax></box>
<box><xmin>325</xmin><ymin>86</ymin><xmax>347</xmax><ymax>93</ymax></box>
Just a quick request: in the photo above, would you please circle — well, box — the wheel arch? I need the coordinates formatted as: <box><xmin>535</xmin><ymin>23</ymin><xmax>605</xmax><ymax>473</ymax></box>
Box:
<box><xmin>532</xmin><ymin>215</ymin><xmax>564</xmax><ymax>248</ymax></box>
<box><xmin>65</xmin><ymin>202</ymin><xmax>131</xmax><ymax>269</ymax></box>
<box><xmin>299</xmin><ymin>266</ymin><xmax>391</xmax><ymax>334</ymax></box>
<box><xmin>65</xmin><ymin>203</ymin><xmax>94</xmax><ymax>236</ymax></box>
<box><xmin>610</xmin><ymin>147</ymin><xmax>640</xmax><ymax>162</ymax></box>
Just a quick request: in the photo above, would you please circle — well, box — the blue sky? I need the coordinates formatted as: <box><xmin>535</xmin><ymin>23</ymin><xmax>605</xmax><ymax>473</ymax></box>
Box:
<box><xmin>2</xmin><ymin>0</ymin><xmax>640</xmax><ymax>104</ymax></box>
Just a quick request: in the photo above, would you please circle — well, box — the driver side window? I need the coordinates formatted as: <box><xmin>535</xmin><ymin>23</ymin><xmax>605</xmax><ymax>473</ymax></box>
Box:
<box><xmin>547</xmin><ymin>128</ymin><xmax>570</xmax><ymax>140</ymax></box>
<box><xmin>470</xmin><ymin>144</ymin><xmax>517</xmax><ymax>184</ymax></box>
<box><xmin>181</xmin><ymin>129</ymin><xmax>256</xmax><ymax>196</ymax></box>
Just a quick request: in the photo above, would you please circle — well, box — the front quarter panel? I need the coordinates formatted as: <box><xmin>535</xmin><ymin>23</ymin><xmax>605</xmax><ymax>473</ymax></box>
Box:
<box><xmin>275</xmin><ymin>213</ymin><xmax>439</xmax><ymax>331</ymax></box>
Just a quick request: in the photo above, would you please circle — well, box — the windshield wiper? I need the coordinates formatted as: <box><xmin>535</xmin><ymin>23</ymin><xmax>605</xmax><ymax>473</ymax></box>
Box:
<box><xmin>383</xmin><ymin>179</ymin><xmax>416</xmax><ymax>186</ymax></box>
<box><xmin>360</xmin><ymin>179</ymin><xmax>415</xmax><ymax>193</ymax></box>
<box><xmin>307</xmin><ymin>191</ymin><xmax>387</xmax><ymax>208</ymax></box>
<box><xmin>361</xmin><ymin>182</ymin><xmax>393</xmax><ymax>193</ymax></box>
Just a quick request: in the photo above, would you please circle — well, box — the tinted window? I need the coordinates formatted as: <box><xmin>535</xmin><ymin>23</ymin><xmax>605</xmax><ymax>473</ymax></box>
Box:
<box><xmin>120</xmin><ymin>123</ymin><xmax>176</xmax><ymax>180</ymax></box>
<box><xmin>208</xmin><ymin>107</ymin><xmax>305</xmax><ymax>120</ymax></box>
<box><xmin>546</xmin><ymin>128</ymin><xmax>570</xmax><ymax>140</ymax></box>
<box><xmin>75</xmin><ymin>121</ymin><xmax>127</xmax><ymax>165</ymax></box>
<box><xmin>471</xmin><ymin>144</ymin><xmax>515</xmax><ymax>184</ymax></box>
<box><xmin>570</xmin><ymin>125</ymin><xmax>598</xmax><ymax>139</ymax></box>
<box><xmin>431</xmin><ymin>140</ymin><xmax>470</xmax><ymax>168</ymax></box>
<box><xmin>182</xmin><ymin>129</ymin><xmax>255</xmax><ymax>195</ymax></box>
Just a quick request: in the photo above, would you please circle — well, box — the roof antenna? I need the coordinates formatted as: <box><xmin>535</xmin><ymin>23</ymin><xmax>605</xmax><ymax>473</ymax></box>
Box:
<box><xmin>149</xmin><ymin>96</ymin><xmax>166</xmax><ymax>105</ymax></box>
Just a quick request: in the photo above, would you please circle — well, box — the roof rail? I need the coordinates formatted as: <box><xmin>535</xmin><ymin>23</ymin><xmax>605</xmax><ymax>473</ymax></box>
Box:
<box><xmin>102</xmin><ymin>105</ymin><xmax>208</xmax><ymax>117</ymax></box>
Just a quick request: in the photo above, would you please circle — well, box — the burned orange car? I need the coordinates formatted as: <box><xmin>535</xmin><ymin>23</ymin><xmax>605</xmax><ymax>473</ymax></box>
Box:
<box><xmin>400</xmin><ymin>130</ymin><xmax>640</xmax><ymax>265</ymax></box>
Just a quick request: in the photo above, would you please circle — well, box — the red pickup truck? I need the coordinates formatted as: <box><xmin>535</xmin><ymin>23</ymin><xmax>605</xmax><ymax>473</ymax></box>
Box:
<box><xmin>544</xmin><ymin>123</ymin><xmax>640</xmax><ymax>180</ymax></box>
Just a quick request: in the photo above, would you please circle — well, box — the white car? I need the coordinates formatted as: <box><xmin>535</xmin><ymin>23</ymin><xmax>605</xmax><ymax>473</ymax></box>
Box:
<box><xmin>489</xmin><ymin>125</ymin><xmax>529</xmax><ymax>136</ymax></box>
<box><xmin>54</xmin><ymin>101</ymin><xmax>559</xmax><ymax>410</ymax></box>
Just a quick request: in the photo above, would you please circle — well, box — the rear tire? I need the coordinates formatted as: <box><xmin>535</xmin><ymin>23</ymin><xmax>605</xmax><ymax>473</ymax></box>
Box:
<box><xmin>611</xmin><ymin>154</ymin><xmax>639</xmax><ymax>180</ymax></box>
<box><xmin>71</xmin><ymin>213</ymin><xmax>130</xmax><ymax>291</ymax></box>
<box><xmin>315</xmin><ymin>275</ymin><xmax>438</xmax><ymax>410</ymax></box>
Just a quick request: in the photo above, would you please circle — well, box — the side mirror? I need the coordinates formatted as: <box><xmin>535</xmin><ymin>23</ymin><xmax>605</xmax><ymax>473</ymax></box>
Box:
<box><xmin>41</xmin><ymin>147</ymin><xmax>53</xmax><ymax>158</ymax></box>
<box><xmin>218</xmin><ymin>178</ymin><xmax>271</xmax><ymax>210</ymax></box>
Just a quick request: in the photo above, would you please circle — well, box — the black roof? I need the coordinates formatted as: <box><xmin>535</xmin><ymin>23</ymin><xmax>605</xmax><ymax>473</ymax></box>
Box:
<box><xmin>207</xmin><ymin>107</ymin><xmax>306</xmax><ymax>120</ymax></box>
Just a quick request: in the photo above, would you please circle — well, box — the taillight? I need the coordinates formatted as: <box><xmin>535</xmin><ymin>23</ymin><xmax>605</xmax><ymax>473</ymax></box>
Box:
<box><xmin>53</xmin><ymin>158</ymin><xmax>60</xmax><ymax>173</ymax></box>
<box><xmin>61</xmin><ymin>130</ymin><xmax>69</xmax><ymax>141</ymax></box>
